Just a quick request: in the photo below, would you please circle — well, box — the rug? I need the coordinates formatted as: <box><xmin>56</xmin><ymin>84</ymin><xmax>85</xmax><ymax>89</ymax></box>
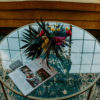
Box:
<box><xmin>0</xmin><ymin>34</ymin><xmax>100</xmax><ymax>100</ymax></box>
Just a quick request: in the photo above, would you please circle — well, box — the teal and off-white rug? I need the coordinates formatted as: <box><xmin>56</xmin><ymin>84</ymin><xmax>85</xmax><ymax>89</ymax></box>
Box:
<box><xmin>0</xmin><ymin>35</ymin><xmax>100</xmax><ymax>100</ymax></box>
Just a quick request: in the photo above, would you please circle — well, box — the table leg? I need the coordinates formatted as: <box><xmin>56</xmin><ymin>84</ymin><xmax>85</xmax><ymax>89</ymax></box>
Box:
<box><xmin>87</xmin><ymin>85</ymin><xmax>94</xmax><ymax>100</ymax></box>
<box><xmin>0</xmin><ymin>81</ymin><xmax>8</xmax><ymax>100</ymax></box>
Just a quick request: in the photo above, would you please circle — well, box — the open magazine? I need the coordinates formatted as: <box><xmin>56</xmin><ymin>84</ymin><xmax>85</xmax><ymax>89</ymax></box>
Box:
<box><xmin>9</xmin><ymin>58</ymin><xmax>57</xmax><ymax>96</ymax></box>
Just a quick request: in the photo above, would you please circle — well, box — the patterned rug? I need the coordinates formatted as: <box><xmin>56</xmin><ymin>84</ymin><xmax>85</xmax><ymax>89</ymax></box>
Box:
<box><xmin>0</xmin><ymin>34</ymin><xmax>100</xmax><ymax>100</ymax></box>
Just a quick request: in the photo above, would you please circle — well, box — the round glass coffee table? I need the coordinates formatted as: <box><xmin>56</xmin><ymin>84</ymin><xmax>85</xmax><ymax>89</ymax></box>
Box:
<box><xmin>0</xmin><ymin>22</ymin><xmax>100</xmax><ymax>100</ymax></box>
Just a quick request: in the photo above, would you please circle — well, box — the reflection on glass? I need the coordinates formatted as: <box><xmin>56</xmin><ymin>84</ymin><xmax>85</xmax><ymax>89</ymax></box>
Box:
<box><xmin>0</xmin><ymin>22</ymin><xmax>100</xmax><ymax>98</ymax></box>
<box><xmin>0</xmin><ymin>22</ymin><xmax>100</xmax><ymax>73</ymax></box>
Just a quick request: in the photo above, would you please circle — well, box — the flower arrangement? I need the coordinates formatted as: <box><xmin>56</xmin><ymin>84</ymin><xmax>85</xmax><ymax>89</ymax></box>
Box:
<box><xmin>21</xmin><ymin>20</ymin><xmax>72</xmax><ymax>69</ymax></box>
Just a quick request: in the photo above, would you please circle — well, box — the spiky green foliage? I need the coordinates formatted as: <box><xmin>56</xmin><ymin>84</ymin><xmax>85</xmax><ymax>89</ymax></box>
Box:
<box><xmin>21</xmin><ymin>21</ymin><xmax>72</xmax><ymax>69</ymax></box>
<box><xmin>21</xmin><ymin>25</ymin><xmax>43</xmax><ymax>59</ymax></box>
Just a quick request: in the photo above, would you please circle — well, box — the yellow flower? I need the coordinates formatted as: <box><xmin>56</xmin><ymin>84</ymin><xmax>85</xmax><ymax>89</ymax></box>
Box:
<box><xmin>66</xmin><ymin>27</ymin><xmax>69</xmax><ymax>31</ymax></box>
<box><xmin>42</xmin><ymin>36</ymin><xmax>47</xmax><ymax>40</ymax></box>
<box><xmin>41</xmin><ymin>38</ymin><xmax>49</xmax><ymax>52</ymax></box>
<box><xmin>45</xmin><ymin>38</ymin><xmax>49</xmax><ymax>44</ymax></box>
<box><xmin>57</xmin><ymin>28</ymin><xmax>60</xmax><ymax>31</ymax></box>
<box><xmin>43</xmin><ymin>48</ymin><xmax>47</xmax><ymax>52</ymax></box>
<box><xmin>51</xmin><ymin>27</ymin><xmax>55</xmax><ymax>31</ymax></box>
<box><xmin>48</xmin><ymin>26</ymin><xmax>51</xmax><ymax>28</ymax></box>
<box><xmin>55</xmin><ymin>25</ymin><xmax>58</xmax><ymax>27</ymax></box>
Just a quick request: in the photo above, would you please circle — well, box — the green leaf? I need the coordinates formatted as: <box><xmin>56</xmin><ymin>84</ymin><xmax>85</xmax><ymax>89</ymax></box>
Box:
<box><xmin>37</xmin><ymin>21</ymin><xmax>50</xmax><ymax>36</ymax></box>
<box><xmin>20</xmin><ymin>44</ymin><xmax>30</xmax><ymax>49</ymax></box>
<box><xmin>23</xmin><ymin>32</ymin><xmax>35</xmax><ymax>40</ymax></box>
<box><xmin>24</xmin><ymin>29</ymin><xmax>38</xmax><ymax>40</ymax></box>
<box><xmin>29</xmin><ymin>25</ymin><xmax>39</xmax><ymax>35</ymax></box>
<box><xmin>21</xmin><ymin>39</ymin><xmax>31</xmax><ymax>44</ymax></box>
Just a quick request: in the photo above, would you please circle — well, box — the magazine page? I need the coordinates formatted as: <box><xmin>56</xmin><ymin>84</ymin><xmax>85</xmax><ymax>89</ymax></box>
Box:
<box><xmin>9</xmin><ymin>58</ymin><xmax>57</xmax><ymax>96</ymax></box>
<box><xmin>19</xmin><ymin>65</ymin><xmax>51</xmax><ymax>90</ymax></box>
<box><xmin>27</xmin><ymin>58</ymin><xmax>56</xmax><ymax>74</ymax></box>
<box><xmin>9</xmin><ymin>69</ymin><xmax>34</xmax><ymax>96</ymax></box>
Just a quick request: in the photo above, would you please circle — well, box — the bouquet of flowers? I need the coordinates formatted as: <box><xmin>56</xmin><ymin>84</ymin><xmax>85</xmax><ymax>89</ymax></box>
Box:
<box><xmin>21</xmin><ymin>20</ymin><xmax>72</xmax><ymax>69</ymax></box>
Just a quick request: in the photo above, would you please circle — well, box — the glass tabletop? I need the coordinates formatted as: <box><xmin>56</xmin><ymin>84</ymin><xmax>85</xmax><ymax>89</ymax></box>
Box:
<box><xmin>0</xmin><ymin>22</ymin><xmax>100</xmax><ymax>100</ymax></box>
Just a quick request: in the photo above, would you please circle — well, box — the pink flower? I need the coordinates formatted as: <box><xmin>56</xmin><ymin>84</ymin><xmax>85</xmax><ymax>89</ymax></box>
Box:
<box><xmin>53</xmin><ymin>37</ymin><xmax>65</xmax><ymax>42</ymax></box>
<box><xmin>53</xmin><ymin>37</ymin><xmax>66</xmax><ymax>45</ymax></box>
<box><xmin>56</xmin><ymin>42</ymin><xmax>63</xmax><ymax>45</ymax></box>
